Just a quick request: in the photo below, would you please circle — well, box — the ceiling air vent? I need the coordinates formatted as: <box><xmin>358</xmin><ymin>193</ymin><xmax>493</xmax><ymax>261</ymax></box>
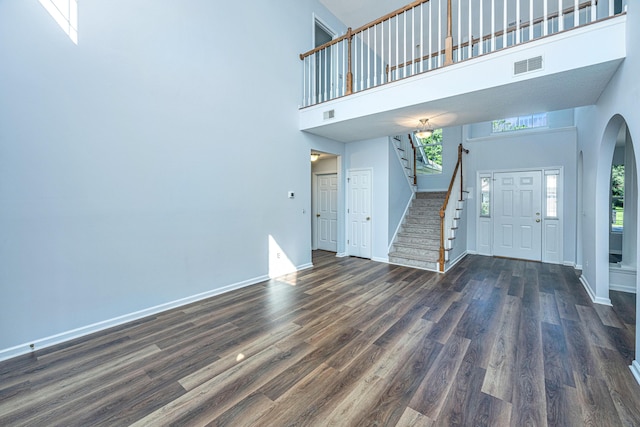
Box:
<box><xmin>323</xmin><ymin>109</ymin><xmax>335</xmax><ymax>120</ymax></box>
<box><xmin>514</xmin><ymin>55</ymin><xmax>543</xmax><ymax>75</ymax></box>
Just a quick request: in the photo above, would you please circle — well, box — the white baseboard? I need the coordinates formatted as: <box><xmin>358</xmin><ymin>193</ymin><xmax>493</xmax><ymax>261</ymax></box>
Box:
<box><xmin>0</xmin><ymin>265</ymin><xmax>318</xmax><ymax>362</ymax></box>
<box><xmin>575</xmin><ymin>264</ymin><xmax>583</xmax><ymax>270</ymax></box>
<box><xmin>466</xmin><ymin>250</ymin><xmax>478</xmax><ymax>255</ymax></box>
<box><xmin>609</xmin><ymin>266</ymin><xmax>637</xmax><ymax>294</ymax></box>
<box><xmin>631</xmin><ymin>360</ymin><xmax>640</xmax><ymax>386</ymax></box>
<box><xmin>563</xmin><ymin>261</ymin><xmax>576</xmax><ymax>268</ymax></box>
<box><xmin>579</xmin><ymin>275</ymin><xmax>612</xmax><ymax>306</ymax></box>
<box><xmin>296</xmin><ymin>262</ymin><xmax>314</xmax><ymax>271</ymax></box>
<box><xmin>372</xmin><ymin>256</ymin><xmax>390</xmax><ymax>263</ymax></box>
<box><xmin>610</xmin><ymin>283</ymin><xmax>637</xmax><ymax>294</ymax></box>
<box><xmin>445</xmin><ymin>251</ymin><xmax>468</xmax><ymax>272</ymax></box>
<box><xmin>335</xmin><ymin>252</ymin><xmax>348</xmax><ymax>258</ymax></box>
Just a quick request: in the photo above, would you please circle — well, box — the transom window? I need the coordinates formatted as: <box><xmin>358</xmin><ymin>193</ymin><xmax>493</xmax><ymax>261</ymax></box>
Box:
<box><xmin>492</xmin><ymin>113</ymin><xmax>548</xmax><ymax>133</ymax></box>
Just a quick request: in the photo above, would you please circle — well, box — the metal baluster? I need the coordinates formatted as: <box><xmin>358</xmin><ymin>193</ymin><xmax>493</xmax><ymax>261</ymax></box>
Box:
<box><xmin>516</xmin><ymin>0</ymin><xmax>520</xmax><ymax>44</ymax></box>
<box><xmin>438</xmin><ymin>0</ymin><xmax>442</xmax><ymax>67</ymax></box>
<box><xmin>558</xmin><ymin>0</ymin><xmax>564</xmax><ymax>31</ymax></box>
<box><xmin>543</xmin><ymin>0</ymin><xmax>548</xmax><ymax>36</ymax></box>
<box><xmin>469</xmin><ymin>0</ymin><xmax>473</xmax><ymax>58</ymax></box>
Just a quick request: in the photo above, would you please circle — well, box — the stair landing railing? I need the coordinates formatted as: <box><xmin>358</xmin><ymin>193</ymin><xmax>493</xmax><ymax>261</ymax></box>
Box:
<box><xmin>299</xmin><ymin>0</ymin><xmax>626</xmax><ymax>107</ymax></box>
<box><xmin>391</xmin><ymin>135</ymin><xmax>418</xmax><ymax>187</ymax></box>
<box><xmin>439</xmin><ymin>143</ymin><xmax>469</xmax><ymax>272</ymax></box>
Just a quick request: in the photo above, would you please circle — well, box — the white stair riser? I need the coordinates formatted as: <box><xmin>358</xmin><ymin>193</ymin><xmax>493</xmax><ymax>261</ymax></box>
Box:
<box><xmin>391</xmin><ymin>246</ymin><xmax>439</xmax><ymax>259</ymax></box>
<box><xmin>396</xmin><ymin>236</ymin><xmax>440</xmax><ymax>246</ymax></box>
<box><xmin>388</xmin><ymin>256</ymin><xmax>438</xmax><ymax>271</ymax></box>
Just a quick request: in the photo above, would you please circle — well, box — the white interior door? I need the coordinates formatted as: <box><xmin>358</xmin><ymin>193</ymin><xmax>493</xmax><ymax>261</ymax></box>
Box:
<box><xmin>348</xmin><ymin>169</ymin><xmax>372</xmax><ymax>259</ymax></box>
<box><xmin>317</xmin><ymin>173</ymin><xmax>338</xmax><ymax>252</ymax></box>
<box><xmin>493</xmin><ymin>170</ymin><xmax>543</xmax><ymax>261</ymax></box>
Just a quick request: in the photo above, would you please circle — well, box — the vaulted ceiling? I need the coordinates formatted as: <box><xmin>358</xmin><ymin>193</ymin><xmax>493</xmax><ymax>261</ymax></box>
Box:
<box><xmin>319</xmin><ymin>0</ymin><xmax>409</xmax><ymax>29</ymax></box>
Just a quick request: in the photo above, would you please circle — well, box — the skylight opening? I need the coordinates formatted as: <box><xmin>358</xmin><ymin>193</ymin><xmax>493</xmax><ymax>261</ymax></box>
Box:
<box><xmin>39</xmin><ymin>0</ymin><xmax>78</xmax><ymax>44</ymax></box>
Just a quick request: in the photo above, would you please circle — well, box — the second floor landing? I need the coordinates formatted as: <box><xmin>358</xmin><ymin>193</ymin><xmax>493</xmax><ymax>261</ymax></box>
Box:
<box><xmin>300</xmin><ymin>7</ymin><xmax>626</xmax><ymax>142</ymax></box>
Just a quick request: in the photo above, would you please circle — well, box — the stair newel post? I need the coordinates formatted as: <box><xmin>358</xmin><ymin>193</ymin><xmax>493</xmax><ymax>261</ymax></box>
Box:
<box><xmin>408</xmin><ymin>134</ymin><xmax>417</xmax><ymax>186</ymax></box>
<box><xmin>439</xmin><ymin>207</ymin><xmax>446</xmax><ymax>272</ymax></box>
<box><xmin>444</xmin><ymin>0</ymin><xmax>453</xmax><ymax>66</ymax></box>
<box><xmin>458</xmin><ymin>144</ymin><xmax>469</xmax><ymax>201</ymax></box>
<box><xmin>458</xmin><ymin>144</ymin><xmax>463</xmax><ymax>201</ymax></box>
<box><xmin>346</xmin><ymin>27</ymin><xmax>353</xmax><ymax>95</ymax></box>
<box><xmin>413</xmin><ymin>144</ymin><xmax>417</xmax><ymax>185</ymax></box>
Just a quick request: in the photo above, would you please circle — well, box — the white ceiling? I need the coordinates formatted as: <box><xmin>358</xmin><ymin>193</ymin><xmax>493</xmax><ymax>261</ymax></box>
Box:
<box><xmin>319</xmin><ymin>0</ymin><xmax>409</xmax><ymax>29</ymax></box>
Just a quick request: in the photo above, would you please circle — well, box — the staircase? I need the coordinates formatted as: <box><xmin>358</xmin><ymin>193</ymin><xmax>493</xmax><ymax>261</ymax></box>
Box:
<box><xmin>389</xmin><ymin>192</ymin><xmax>447</xmax><ymax>271</ymax></box>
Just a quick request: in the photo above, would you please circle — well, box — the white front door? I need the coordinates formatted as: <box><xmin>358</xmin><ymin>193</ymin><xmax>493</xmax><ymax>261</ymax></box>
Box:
<box><xmin>348</xmin><ymin>169</ymin><xmax>372</xmax><ymax>259</ymax></box>
<box><xmin>493</xmin><ymin>170</ymin><xmax>543</xmax><ymax>261</ymax></box>
<box><xmin>317</xmin><ymin>173</ymin><xmax>338</xmax><ymax>252</ymax></box>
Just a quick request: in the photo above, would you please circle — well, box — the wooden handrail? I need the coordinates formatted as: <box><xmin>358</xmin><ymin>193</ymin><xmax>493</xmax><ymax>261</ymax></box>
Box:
<box><xmin>439</xmin><ymin>144</ymin><xmax>468</xmax><ymax>272</ymax></box>
<box><xmin>300</xmin><ymin>0</ymin><xmax>431</xmax><ymax>60</ymax></box>
<box><xmin>352</xmin><ymin>0</ymin><xmax>430</xmax><ymax>35</ymax></box>
<box><xmin>388</xmin><ymin>0</ymin><xmax>597</xmax><ymax>74</ymax></box>
<box><xmin>300</xmin><ymin>31</ymin><xmax>351</xmax><ymax>60</ymax></box>
<box><xmin>407</xmin><ymin>134</ymin><xmax>418</xmax><ymax>185</ymax></box>
<box><xmin>302</xmin><ymin>0</ymin><xmax>594</xmax><ymax>61</ymax></box>
<box><xmin>299</xmin><ymin>0</ymin><xmax>608</xmax><ymax>106</ymax></box>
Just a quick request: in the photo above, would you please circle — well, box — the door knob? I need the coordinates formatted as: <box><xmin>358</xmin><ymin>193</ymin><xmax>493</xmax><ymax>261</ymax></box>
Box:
<box><xmin>366</xmin><ymin>217</ymin><xmax>371</xmax><ymax>221</ymax></box>
<box><xmin>536</xmin><ymin>219</ymin><xmax>541</xmax><ymax>223</ymax></box>
<box><xmin>316</xmin><ymin>214</ymin><xmax>321</xmax><ymax>217</ymax></box>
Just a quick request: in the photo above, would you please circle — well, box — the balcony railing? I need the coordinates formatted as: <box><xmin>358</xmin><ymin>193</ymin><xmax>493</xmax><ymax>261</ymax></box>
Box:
<box><xmin>300</xmin><ymin>0</ymin><xmax>627</xmax><ymax>108</ymax></box>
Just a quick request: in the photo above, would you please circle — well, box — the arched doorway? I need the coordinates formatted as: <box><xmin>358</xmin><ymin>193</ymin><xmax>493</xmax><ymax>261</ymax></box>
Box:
<box><xmin>608</xmin><ymin>123</ymin><xmax>638</xmax><ymax>295</ymax></box>
<box><xmin>592</xmin><ymin>115</ymin><xmax>636</xmax><ymax>304</ymax></box>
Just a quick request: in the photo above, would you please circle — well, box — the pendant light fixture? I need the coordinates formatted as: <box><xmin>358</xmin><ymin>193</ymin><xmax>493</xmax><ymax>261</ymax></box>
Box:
<box><xmin>415</xmin><ymin>118</ymin><xmax>433</xmax><ymax>140</ymax></box>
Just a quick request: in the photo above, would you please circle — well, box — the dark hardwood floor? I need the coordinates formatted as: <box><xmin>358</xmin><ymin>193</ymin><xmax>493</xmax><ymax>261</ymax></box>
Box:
<box><xmin>1</xmin><ymin>252</ymin><xmax>639</xmax><ymax>426</ymax></box>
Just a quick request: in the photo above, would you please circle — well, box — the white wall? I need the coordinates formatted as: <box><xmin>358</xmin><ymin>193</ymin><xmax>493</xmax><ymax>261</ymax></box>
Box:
<box><xmin>388</xmin><ymin>142</ymin><xmax>413</xmax><ymax>246</ymax></box>
<box><xmin>345</xmin><ymin>137</ymin><xmax>390</xmax><ymax>261</ymax></box>
<box><xmin>574</xmin><ymin>1</ymin><xmax>640</xmax><ymax>308</ymax></box>
<box><xmin>464</xmin><ymin>125</ymin><xmax>578</xmax><ymax>264</ymax></box>
<box><xmin>573</xmin><ymin>1</ymin><xmax>640</xmax><ymax>381</ymax></box>
<box><xmin>0</xmin><ymin>0</ymin><xmax>345</xmax><ymax>356</ymax></box>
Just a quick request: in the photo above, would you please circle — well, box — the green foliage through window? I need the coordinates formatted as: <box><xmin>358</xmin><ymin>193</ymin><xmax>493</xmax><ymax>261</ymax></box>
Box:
<box><xmin>416</xmin><ymin>128</ymin><xmax>443</xmax><ymax>175</ymax></box>
<box><xmin>492</xmin><ymin>113</ymin><xmax>547</xmax><ymax>132</ymax></box>
<box><xmin>480</xmin><ymin>177</ymin><xmax>491</xmax><ymax>216</ymax></box>
<box><xmin>611</xmin><ymin>164</ymin><xmax>624</xmax><ymax>231</ymax></box>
